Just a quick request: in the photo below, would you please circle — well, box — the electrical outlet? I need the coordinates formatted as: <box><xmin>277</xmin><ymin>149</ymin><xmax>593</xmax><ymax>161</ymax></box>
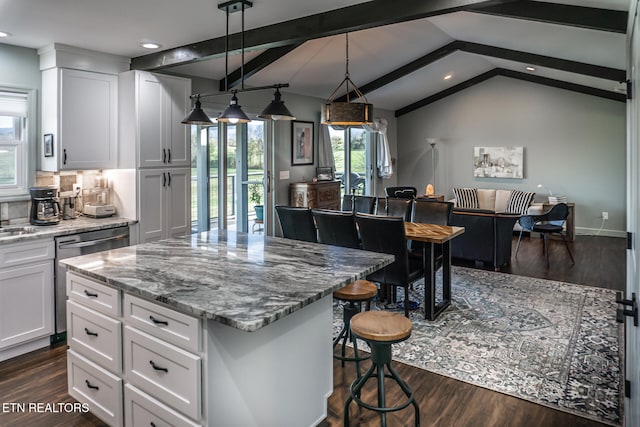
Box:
<box><xmin>602</xmin><ymin>211</ymin><xmax>609</xmax><ymax>220</ymax></box>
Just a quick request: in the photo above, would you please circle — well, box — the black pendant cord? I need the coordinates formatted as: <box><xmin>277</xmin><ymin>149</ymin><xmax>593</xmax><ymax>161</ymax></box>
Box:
<box><xmin>241</xmin><ymin>1</ymin><xmax>245</xmax><ymax>90</ymax></box>
<box><xmin>225</xmin><ymin>8</ymin><xmax>229</xmax><ymax>92</ymax></box>
<box><xmin>345</xmin><ymin>33</ymin><xmax>350</xmax><ymax>102</ymax></box>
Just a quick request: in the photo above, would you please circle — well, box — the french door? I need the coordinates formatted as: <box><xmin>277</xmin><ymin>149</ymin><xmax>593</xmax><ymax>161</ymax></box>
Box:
<box><xmin>329</xmin><ymin>126</ymin><xmax>374</xmax><ymax>198</ymax></box>
<box><xmin>190</xmin><ymin>120</ymin><xmax>271</xmax><ymax>234</ymax></box>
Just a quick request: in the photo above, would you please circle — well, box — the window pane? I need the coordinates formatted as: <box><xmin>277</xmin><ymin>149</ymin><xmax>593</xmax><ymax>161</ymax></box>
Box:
<box><xmin>349</xmin><ymin>128</ymin><xmax>366</xmax><ymax>195</ymax></box>
<box><xmin>0</xmin><ymin>146</ymin><xmax>17</xmax><ymax>186</ymax></box>
<box><xmin>0</xmin><ymin>116</ymin><xmax>19</xmax><ymax>141</ymax></box>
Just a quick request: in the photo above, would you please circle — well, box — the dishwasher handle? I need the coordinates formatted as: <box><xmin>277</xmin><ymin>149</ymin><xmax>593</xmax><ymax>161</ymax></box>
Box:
<box><xmin>57</xmin><ymin>234</ymin><xmax>128</xmax><ymax>249</ymax></box>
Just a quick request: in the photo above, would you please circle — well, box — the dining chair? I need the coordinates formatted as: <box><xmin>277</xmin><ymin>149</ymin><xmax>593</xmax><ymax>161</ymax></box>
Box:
<box><xmin>275</xmin><ymin>205</ymin><xmax>317</xmax><ymax>243</ymax></box>
<box><xmin>515</xmin><ymin>202</ymin><xmax>575</xmax><ymax>267</ymax></box>
<box><xmin>342</xmin><ymin>195</ymin><xmax>377</xmax><ymax>214</ymax></box>
<box><xmin>410</xmin><ymin>200</ymin><xmax>453</xmax><ymax>260</ymax></box>
<box><xmin>355</xmin><ymin>213</ymin><xmax>424</xmax><ymax>317</ymax></box>
<box><xmin>312</xmin><ymin>208</ymin><xmax>361</xmax><ymax>249</ymax></box>
<box><xmin>384</xmin><ymin>197</ymin><xmax>413</xmax><ymax>221</ymax></box>
<box><xmin>384</xmin><ymin>186</ymin><xmax>417</xmax><ymax>199</ymax></box>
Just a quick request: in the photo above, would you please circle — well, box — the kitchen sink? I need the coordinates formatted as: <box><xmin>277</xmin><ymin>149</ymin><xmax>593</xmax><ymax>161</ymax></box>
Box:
<box><xmin>0</xmin><ymin>226</ymin><xmax>38</xmax><ymax>237</ymax></box>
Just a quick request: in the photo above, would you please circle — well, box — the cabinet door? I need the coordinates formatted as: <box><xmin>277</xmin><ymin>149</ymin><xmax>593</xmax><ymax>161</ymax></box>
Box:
<box><xmin>59</xmin><ymin>69</ymin><xmax>118</xmax><ymax>170</ymax></box>
<box><xmin>167</xmin><ymin>168</ymin><xmax>191</xmax><ymax>238</ymax></box>
<box><xmin>0</xmin><ymin>262</ymin><xmax>54</xmax><ymax>350</ymax></box>
<box><xmin>137</xmin><ymin>72</ymin><xmax>165</xmax><ymax>168</ymax></box>
<box><xmin>161</xmin><ymin>74</ymin><xmax>191</xmax><ymax>167</ymax></box>
<box><xmin>138</xmin><ymin>170</ymin><xmax>167</xmax><ymax>243</ymax></box>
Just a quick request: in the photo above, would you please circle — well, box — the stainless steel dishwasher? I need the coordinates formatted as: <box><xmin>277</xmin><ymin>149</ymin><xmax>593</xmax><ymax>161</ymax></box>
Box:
<box><xmin>53</xmin><ymin>226</ymin><xmax>129</xmax><ymax>343</ymax></box>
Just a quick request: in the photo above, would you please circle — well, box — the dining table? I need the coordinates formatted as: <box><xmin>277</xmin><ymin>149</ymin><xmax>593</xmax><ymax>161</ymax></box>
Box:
<box><xmin>404</xmin><ymin>222</ymin><xmax>465</xmax><ymax>320</ymax></box>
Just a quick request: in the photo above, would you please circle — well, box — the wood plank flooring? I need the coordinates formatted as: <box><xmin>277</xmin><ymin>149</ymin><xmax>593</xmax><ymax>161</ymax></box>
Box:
<box><xmin>0</xmin><ymin>235</ymin><xmax>625</xmax><ymax>427</ymax></box>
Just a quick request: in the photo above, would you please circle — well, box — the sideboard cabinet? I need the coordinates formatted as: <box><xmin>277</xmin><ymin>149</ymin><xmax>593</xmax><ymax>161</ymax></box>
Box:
<box><xmin>289</xmin><ymin>181</ymin><xmax>340</xmax><ymax>210</ymax></box>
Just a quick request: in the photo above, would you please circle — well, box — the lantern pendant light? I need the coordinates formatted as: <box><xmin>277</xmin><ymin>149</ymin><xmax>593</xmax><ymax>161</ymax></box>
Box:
<box><xmin>322</xmin><ymin>33</ymin><xmax>373</xmax><ymax>127</ymax></box>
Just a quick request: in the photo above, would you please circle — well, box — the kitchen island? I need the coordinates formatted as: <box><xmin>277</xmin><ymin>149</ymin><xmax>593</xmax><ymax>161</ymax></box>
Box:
<box><xmin>60</xmin><ymin>230</ymin><xmax>393</xmax><ymax>427</ymax></box>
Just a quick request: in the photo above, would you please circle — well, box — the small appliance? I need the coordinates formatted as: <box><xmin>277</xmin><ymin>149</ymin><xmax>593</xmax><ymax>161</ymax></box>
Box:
<box><xmin>82</xmin><ymin>175</ymin><xmax>116</xmax><ymax>218</ymax></box>
<box><xmin>61</xmin><ymin>196</ymin><xmax>78</xmax><ymax>219</ymax></box>
<box><xmin>29</xmin><ymin>187</ymin><xmax>61</xmax><ymax>225</ymax></box>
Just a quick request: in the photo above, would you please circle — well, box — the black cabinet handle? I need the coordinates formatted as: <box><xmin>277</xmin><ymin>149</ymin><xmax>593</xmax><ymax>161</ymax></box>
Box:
<box><xmin>150</xmin><ymin>423</ymin><xmax>156</xmax><ymax>427</ymax></box>
<box><xmin>163</xmin><ymin>148</ymin><xmax>167</xmax><ymax>164</ymax></box>
<box><xmin>167</xmin><ymin>172</ymin><xmax>171</xmax><ymax>186</ymax></box>
<box><xmin>149</xmin><ymin>360</ymin><xmax>168</xmax><ymax>373</ymax></box>
<box><xmin>84</xmin><ymin>327</ymin><xmax>98</xmax><ymax>337</ymax></box>
<box><xmin>63</xmin><ymin>149</ymin><xmax>67</xmax><ymax>165</ymax></box>
<box><xmin>167</xmin><ymin>149</ymin><xmax>171</xmax><ymax>163</ymax></box>
<box><xmin>84</xmin><ymin>290</ymin><xmax>98</xmax><ymax>298</ymax></box>
<box><xmin>85</xmin><ymin>379</ymin><xmax>99</xmax><ymax>390</ymax></box>
<box><xmin>149</xmin><ymin>315</ymin><xmax>168</xmax><ymax>326</ymax></box>
<box><xmin>162</xmin><ymin>172</ymin><xmax>166</xmax><ymax>187</ymax></box>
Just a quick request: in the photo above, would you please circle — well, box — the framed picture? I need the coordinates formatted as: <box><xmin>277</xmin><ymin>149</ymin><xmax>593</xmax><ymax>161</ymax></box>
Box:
<box><xmin>473</xmin><ymin>146</ymin><xmax>524</xmax><ymax>179</ymax></box>
<box><xmin>291</xmin><ymin>120</ymin><xmax>314</xmax><ymax>165</ymax></box>
<box><xmin>43</xmin><ymin>134</ymin><xmax>54</xmax><ymax>157</ymax></box>
<box><xmin>316</xmin><ymin>166</ymin><xmax>333</xmax><ymax>181</ymax></box>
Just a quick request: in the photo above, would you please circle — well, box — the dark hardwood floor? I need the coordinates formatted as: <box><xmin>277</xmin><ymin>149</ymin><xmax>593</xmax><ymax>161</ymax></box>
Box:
<box><xmin>0</xmin><ymin>234</ymin><xmax>625</xmax><ymax>427</ymax></box>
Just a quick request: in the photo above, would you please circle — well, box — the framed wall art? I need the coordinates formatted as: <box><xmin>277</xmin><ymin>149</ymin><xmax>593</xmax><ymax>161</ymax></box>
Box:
<box><xmin>473</xmin><ymin>146</ymin><xmax>523</xmax><ymax>179</ymax></box>
<box><xmin>291</xmin><ymin>120</ymin><xmax>314</xmax><ymax>166</ymax></box>
<box><xmin>316</xmin><ymin>166</ymin><xmax>333</xmax><ymax>181</ymax></box>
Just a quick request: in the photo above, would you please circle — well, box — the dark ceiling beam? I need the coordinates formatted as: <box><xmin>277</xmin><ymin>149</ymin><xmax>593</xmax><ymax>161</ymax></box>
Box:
<box><xmin>395</xmin><ymin>68</ymin><xmax>625</xmax><ymax>117</ymax></box>
<box><xmin>219</xmin><ymin>43</ymin><xmax>303</xmax><ymax>91</ymax></box>
<box><xmin>131</xmin><ymin>0</ymin><xmax>518</xmax><ymax>71</ymax></box>
<box><xmin>472</xmin><ymin>0</ymin><xmax>627</xmax><ymax>33</ymax></box>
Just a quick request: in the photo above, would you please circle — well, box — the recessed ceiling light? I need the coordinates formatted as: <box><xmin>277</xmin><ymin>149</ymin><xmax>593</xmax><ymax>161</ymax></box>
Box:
<box><xmin>444</xmin><ymin>74</ymin><xmax>453</xmax><ymax>80</ymax></box>
<box><xmin>525</xmin><ymin>66</ymin><xmax>536</xmax><ymax>72</ymax></box>
<box><xmin>0</xmin><ymin>31</ymin><xmax>11</xmax><ymax>38</ymax></box>
<box><xmin>141</xmin><ymin>42</ymin><xmax>161</xmax><ymax>49</ymax></box>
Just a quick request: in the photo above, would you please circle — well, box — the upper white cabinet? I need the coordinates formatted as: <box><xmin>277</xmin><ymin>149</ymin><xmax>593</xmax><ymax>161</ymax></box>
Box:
<box><xmin>41</xmin><ymin>68</ymin><xmax>118</xmax><ymax>171</ymax></box>
<box><xmin>119</xmin><ymin>70</ymin><xmax>191</xmax><ymax>169</ymax></box>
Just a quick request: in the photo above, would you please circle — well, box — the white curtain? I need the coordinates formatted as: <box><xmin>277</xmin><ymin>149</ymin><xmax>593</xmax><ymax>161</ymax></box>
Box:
<box><xmin>317</xmin><ymin>124</ymin><xmax>335</xmax><ymax>170</ymax></box>
<box><xmin>364</xmin><ymin>118</ymin><xmax>392</xmax><ymax>179</ymax></box>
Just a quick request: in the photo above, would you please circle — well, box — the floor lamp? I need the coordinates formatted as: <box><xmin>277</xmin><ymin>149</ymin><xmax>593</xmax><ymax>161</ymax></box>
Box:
<box><xmin>427</xmin><ymin>139</ymin><xmax>437</xmax><ymax>194</ymax></box>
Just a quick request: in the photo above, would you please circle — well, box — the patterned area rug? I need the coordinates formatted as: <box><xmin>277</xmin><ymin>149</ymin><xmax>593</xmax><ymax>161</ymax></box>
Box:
<box><xmin>332</xmin><ymin>266</ymin><xmax>624</xmax><ymax>426</ymax></box>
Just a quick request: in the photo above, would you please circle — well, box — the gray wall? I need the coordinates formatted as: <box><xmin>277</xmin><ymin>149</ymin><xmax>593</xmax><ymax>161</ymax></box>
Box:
<box><xmin>396</xmin><ymin>76</ymin><xmax>626</xmax><ymax>236</ymax></box>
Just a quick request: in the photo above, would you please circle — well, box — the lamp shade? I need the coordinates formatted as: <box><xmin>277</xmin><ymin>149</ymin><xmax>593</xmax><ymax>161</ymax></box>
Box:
<box><xmin>217</xmin><ymin>94</ymin><xmax>251</xmax><ymax>124</ymax></box>
<box><xmin>321</xmin><ymin>101</ymin><xmax>373</xmax><ymax>126</ymax></box>
<box><xmin>258</xmin><ymin>89</ymin><xmax>295</xmax><ymax>120</ymax></box>
<box><xmin>182</xmin><ymin>97</ymin><xmax>214</xmax><ymax>126</ymax></box>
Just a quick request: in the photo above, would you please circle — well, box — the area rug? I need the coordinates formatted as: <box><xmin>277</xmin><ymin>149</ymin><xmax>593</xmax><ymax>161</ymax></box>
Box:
<box><xmin>332</xmin><ymin>266</ymin><xmax>624</xmax><ymax>426</ymax></box>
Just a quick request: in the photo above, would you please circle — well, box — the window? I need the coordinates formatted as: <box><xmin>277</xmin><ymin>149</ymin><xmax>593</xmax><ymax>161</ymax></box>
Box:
<box><xmin>330</xmin><ymin>127</ymin><xmax>373</xmax><ymax>197</ymax></box>
<box><xmin>0</xmin><ymin>89</ymin><xmax>32</xmax><ymax>199</ymax></box>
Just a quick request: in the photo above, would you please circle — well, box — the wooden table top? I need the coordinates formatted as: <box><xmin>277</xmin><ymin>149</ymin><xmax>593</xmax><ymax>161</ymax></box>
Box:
<box><xmin>404</xmin><ymin>222</ymin><xmax>465</xmax><ymax>244</ymax></box>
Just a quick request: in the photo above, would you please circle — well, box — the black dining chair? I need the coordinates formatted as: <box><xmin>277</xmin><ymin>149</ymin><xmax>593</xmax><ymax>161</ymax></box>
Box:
<box><xmin>385</xmin><ymin>186</ymin><xmax>417</xmax><ymax>199</ymax></box>
<box><xmin>355</xmin><ymin>213</ymin><xmax>424</xmax><ymax>317</ymax></box>
<box><xmin>410</xmin><ymin>200</ymin><xmax>454</xmax><ymax>259</ymax></box>
<box><xmin>515</xmin><ymin>202</ymin><xmax>575</xmax><ymax>267</ymax></box>
<box><xmin>342</xmin><ymin>194</ymin><xmax>377</xmax><ymax>214</ymax></box>
<box><xmin>384</xmin><ymin>197</ymin><xmax>413</xmax><ymax>221</ymax></box>
<box><xmin>312</xmin><ymin>209</ymin><xmax>361</xmax><ymax>249</ymax></box>
<box><xmin>275</xmin><ymin>205</ymin><xmax>318</xmax><ymax>243</ymax></box>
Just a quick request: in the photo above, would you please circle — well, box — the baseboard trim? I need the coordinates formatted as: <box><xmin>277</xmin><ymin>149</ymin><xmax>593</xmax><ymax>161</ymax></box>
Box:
<box><xmin>576</xmin><ymin>227</ymin><xmax>626</xmax><ymax>238</ymax></box>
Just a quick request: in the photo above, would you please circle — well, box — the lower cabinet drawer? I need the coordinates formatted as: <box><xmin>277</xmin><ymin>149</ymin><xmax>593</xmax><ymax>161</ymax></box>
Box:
<box><xmin>67</xmin><ymin>272</ymin><xmax>121</xmax><ymax>317</ymax></box>
<box><xmin>123</xmin><ymin>326</ymin><xmax>201</xmax><ymax>421</ymax></box>
<box><xmin>124</xmin><ymin>384</ymin><xmax>202</xmax><ymax>427</ymax></box>
<box><xmin>68</xmin><ymin>350</ymin><xmax>123</xmax><ymax>427</ymax></box>
<box><xmin>67</xmin><ymin>300</ymin><xmax>122</xmax><ymax>373</ymax></box>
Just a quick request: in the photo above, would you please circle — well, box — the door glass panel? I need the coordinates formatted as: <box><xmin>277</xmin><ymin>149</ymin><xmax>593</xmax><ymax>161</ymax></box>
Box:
<box><xmin>330</xmin><ymin>127</ymin><xmax>373</xmax><ymax>198</ymax></box>
<box><xmin>208</xmin><ymin>125</ymin><xmax>220</xmax><ymax>229</ymax></box>
<box><xmin>329</xmin><ymin>127</ymin><xmax>346</xmax><ymax>197</ymax></box>
<box><xmin>247</xmin><ymin>120</ymin><xmax>265</xmax><ymax>233</ymax></box>
<box><xmin>349</xmin><ymin>128</ymin><xmax>366</xmax><ymax>195</ymax></box>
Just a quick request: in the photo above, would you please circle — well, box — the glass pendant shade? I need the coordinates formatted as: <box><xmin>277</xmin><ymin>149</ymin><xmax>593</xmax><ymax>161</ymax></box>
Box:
<box><xmin>182</xmin><ymin>97</ymin><xmax>214</xmax><ymax>126</ymax></box>
<box><xmin>258</xmin><ymin>89</ymin><xmax>295</xmax><ymax>120</ymax></box>
<box><xmin>217</xmin><ymin>94</ymin><xmax>251</xmax><ymax>124</ymax></box>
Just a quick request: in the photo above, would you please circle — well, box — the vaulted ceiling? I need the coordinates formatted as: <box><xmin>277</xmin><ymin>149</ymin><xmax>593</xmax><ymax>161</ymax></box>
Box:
<box><xmin>0</xmin><ymin>0</ymin><xmax>629</xmax><ymax>116</ymax></box>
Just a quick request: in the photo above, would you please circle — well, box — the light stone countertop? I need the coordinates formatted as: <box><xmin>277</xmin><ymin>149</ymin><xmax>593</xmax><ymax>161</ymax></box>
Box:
<box><xmin>0</xmin><ymin>216</ymin><xmax>136</xmax><ymax>245</ymax></box>
<box><xmin>60</xmin><ymin>230</ymin><xmax>393</xmax><ymax>332</ymax></box>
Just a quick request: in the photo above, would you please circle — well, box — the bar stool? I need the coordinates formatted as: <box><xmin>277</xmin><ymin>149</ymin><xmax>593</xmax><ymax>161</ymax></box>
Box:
<box><xmin>333</xmin><ymin>279</ymin><xmax>378</xmax><ymax>377</ymax></box>
<box><xmin>344</xmin><ymin>311</ymin><xmax>420</xmax><ymax>427</ymax></box>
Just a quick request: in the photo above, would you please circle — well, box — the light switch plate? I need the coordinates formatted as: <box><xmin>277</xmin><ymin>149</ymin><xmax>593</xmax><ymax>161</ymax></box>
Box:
<box><xmin>279</xmin><ymin>170</ymin><xmax>290</xmax><ymax>180</ymax></box>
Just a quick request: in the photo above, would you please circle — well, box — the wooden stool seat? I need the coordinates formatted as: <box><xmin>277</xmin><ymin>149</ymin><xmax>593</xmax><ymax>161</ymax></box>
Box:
<box><xmin>350</xmin><ymin>311</ymin><xmax>412</xmax><ymax>342</ymax></box>
<box><xmin>333</xmin><ymin>279</ymin><xmax>378</xmax><ymax>302</ymax></box>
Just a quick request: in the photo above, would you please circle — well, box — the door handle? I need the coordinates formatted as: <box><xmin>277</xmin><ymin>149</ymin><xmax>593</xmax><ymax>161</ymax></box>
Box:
<box><xmin>63</xmin><ymin>149</ymin><xmax>67</xmax><ymax>165</ymax></box>
<box><xmin>162</xmin><ymin>172</ymin><xmax>166</xmax><ymax>187</ymax></box>
<box><xmin>162</xmin><ymin>149</ymin><xmax>167</xmax><ymax>164</ymax></box>
<box><xmin>167</xmin><ymin>149</ymin><xmax>171</xmax><ymax>163</ymax></box>
<box><xmin>266</xmin><ymin>170</ymin><xmax>272</xmax><ymax>193</ymax></box>
<box><xmin>167</xmin><ymin>172</ymin><xmax>171</xmax><ymax>186</ymax></box>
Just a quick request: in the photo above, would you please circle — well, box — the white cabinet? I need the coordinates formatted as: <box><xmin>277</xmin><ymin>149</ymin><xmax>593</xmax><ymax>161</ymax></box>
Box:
<box><xmin>138</xmin><ymin>168</ymin><xmax>190</xmax><ymax>243</ymax></box>
<box><xmin>119</xmin><ymin>70</ymin><xmax>191</xmax><ymax>169</ymax></box>
<box><xmin>41</xmin><ymin>68</ymin><xmax>118</xmax><ymax>171</ymax></box>
<box><xmin>0</xmin><ymin>239</ymin><xmax>55</xmax><ymax>362</ymax></box>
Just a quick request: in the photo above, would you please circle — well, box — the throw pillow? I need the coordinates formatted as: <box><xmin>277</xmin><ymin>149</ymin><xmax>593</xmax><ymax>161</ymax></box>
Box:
<box><xmin>453</xmin><ymin>188</ymin><xmax>479</xmax><ymax>209</ymax></box>
<box><xmin>505</xmin><ymin>190</ymin><xmax>535</xmax><ymax>214</ymax></box>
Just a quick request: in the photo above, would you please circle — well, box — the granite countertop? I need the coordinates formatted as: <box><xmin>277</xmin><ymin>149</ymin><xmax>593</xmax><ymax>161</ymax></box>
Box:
<box><xmin>60</xmin><ymin>230</ymin><xmax>393</xmax><ymax>332</ymax></box>
<box><xmin>0</xmin><ymin>216</ymin><xmax>137</xmax><ymax>245</ymax></box>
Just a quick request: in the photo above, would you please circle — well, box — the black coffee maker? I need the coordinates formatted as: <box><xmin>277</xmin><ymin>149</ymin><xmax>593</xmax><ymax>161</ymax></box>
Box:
<box><xmin>30</xmin><ymin>187</ymin><xmax>61</xmax><ymax>225</ymax></box>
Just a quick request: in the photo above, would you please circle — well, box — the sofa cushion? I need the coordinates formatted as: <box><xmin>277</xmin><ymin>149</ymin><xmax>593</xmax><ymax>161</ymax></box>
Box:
<box><xmin>494</xmin><ymin>190</ymin><xmax>512</xmax><ymax>212</ymax></box>
<box><xmin>477</xmin><ymin>189</ymin><xmax>496</xmax><ymax>210</ymax></box>
<box><xmin>505</xmin><ymin>190</ymin><xmax>535</xmax><ymax>214</ymax></box>
<box><xmin>453</xmin><ymin>188</ymin><xmax>479</xmax><ymax>209</ymax></box>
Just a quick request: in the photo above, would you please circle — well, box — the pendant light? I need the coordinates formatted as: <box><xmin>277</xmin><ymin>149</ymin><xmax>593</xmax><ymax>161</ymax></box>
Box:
<box><xmin>182</xmin><ymin>95</ymin><xmax>214</xmax><ymax>126</ymax></box>
<box><xmin>322</xmin><ymin>33</ymin><xmax>373</xmax><ymax>127</ymax></box>
<box><xmin>181</xmin><ymin>0</ymin><xmax>296</xmax><ymax>125</ymax></box>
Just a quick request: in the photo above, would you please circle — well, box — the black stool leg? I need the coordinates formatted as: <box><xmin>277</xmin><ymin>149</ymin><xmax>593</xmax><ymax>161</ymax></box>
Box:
<box><xmin>334</xmin><ymin>302</ymin><xmax>368</xmax><ymax>377</ymax></box>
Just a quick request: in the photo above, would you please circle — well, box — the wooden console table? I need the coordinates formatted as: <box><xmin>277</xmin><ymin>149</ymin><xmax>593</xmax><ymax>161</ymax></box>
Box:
<box><xmin>290</xmin><ymin>181</ymin><xmax>340</xmax><ymax>210</ymax></box>
<box><xmin>542</xmin><ymin>202</ymin><xmax>575</xmax><ymax>241</ymax></box>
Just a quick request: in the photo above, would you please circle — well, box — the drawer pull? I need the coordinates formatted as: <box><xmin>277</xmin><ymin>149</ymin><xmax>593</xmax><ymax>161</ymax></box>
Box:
<box><xmin>84</xmin><ymin>327</ymin><xmax>98</xmax><ymax>337</ymax></box>
<box><xmin>149</xmin><ymin>360</ymin><xmax>168</xmax><ymax>373</ymax></box>
<box><xmin>85</xmin><ymin>379</ymin><xmax>99</xmax><ymax>390</ymax></box>
<box><xmin>149</xmin><ymin>315</ymin><xmax>168</xmax><ymax>326</ymax></box>
<box><xmin>84</xmin><ymin>290</ymin><xmax>99</xmax><ymax>298</ymax></box>
<box><xmin>150</xmin><ymin>423</ymin><xmax>156</xmax><ymax>427</ymax></box>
